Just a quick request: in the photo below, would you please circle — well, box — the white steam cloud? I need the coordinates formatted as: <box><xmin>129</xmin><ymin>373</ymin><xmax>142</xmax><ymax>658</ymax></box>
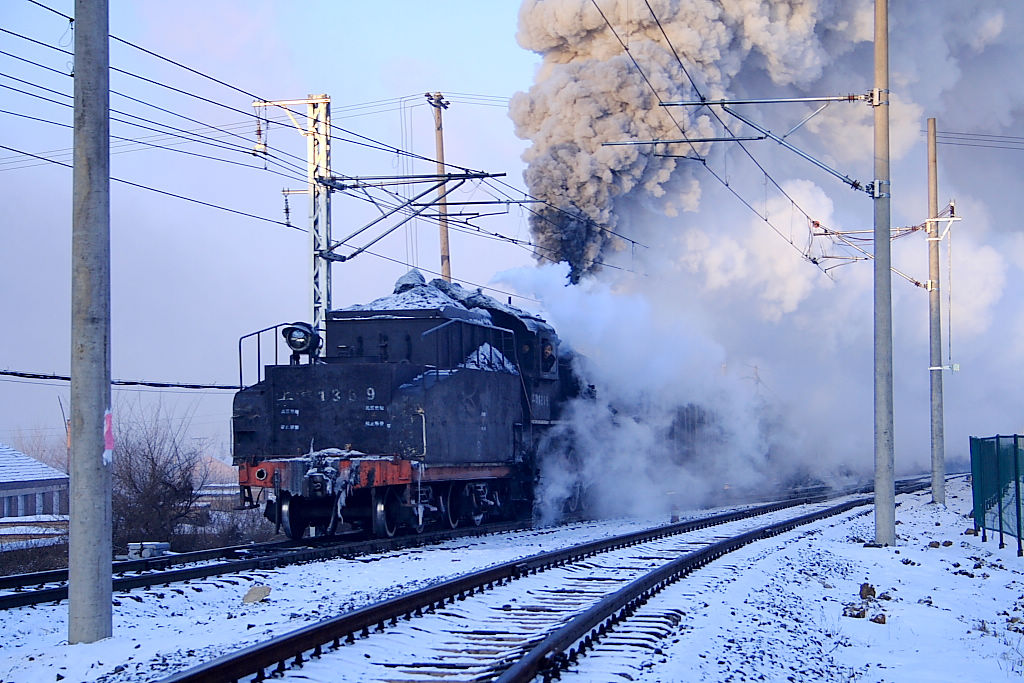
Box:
<box><xmin>508</xmin><ymin>0</ymin><xmax>1024</xmax><ymax>518</ymax></box>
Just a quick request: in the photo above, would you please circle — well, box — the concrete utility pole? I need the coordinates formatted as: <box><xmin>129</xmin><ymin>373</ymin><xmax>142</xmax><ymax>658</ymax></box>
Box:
<box><xmin>253</xmin><ymin>95</ymin><xmax>331</xmax><ymax>350</ymax></box>
<box><xmin>872</xmin><ymin>0</ymin><xmax>896</xmax><ymax>546</ymax></box>
<box><xmin>927</xmin><ymin>118</ymin><xmax>946</xmax><ymax>504</ymax></box>
<box><xmin>426</xmin><ymin>92</ymin><xmax>452</xmax><ymax>282</ymax></box>
<box><xmin>69</xmin><ymin>0</ymin><xmax>113</xmax><ymax>643</ymax></box>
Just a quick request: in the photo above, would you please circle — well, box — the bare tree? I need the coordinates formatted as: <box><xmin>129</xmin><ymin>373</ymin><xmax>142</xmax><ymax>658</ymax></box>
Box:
<box><xmin>110</xmin><ymin>404</ymin><xmax>209</xmax><ymax>552</ymax></box>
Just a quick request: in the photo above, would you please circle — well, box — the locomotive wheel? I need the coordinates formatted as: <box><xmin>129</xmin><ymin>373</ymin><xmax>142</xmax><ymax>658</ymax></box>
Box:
<box><xmin>371</xmin><ymin>487</ymin><xmax>399</xmax><ymax>537</ymax></box>
<box><xmin>461</xmin><ymin>483</ymin><xmax>484</xmax><ymax>527</ymax></box>
<box><xmin>442</xmin><ymin>484</ymin><xmax>459</xmax><ymax>530</ymax></box>
<box><xmin>279</xmin><ymin>493</ymin><xmax>307</xmax><ymax>540</ymax></box>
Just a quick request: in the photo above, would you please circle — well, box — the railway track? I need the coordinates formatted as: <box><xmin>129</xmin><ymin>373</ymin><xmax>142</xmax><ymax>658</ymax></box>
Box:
<box><xmin>161</xmin><ymin>487</ymin><xmax>904</xmax><ymax>683</ymax></box>
<box><xmin>0</xmin><ymin>520</ymin><xmax>530</xmax><ymax>610</ymax></box>
<box><xmin>2</xmin><ymin>474</ymin><xmax>923</xmax><ymax>612</ymax></box>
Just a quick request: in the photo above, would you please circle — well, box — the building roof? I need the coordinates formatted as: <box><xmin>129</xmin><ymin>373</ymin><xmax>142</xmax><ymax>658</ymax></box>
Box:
<box><xmin>0</xmin><ymin>443</ymin><xmax>68</xmax><ymax>484</ymax></box>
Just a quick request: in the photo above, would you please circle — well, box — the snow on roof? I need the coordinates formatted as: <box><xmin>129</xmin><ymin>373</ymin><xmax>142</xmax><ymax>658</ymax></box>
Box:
<box><xmin>339</xmin><ymin>270</ymin><xmax>551</xmax><ymax>332</ymax></box>
<box><xmin>342</xmin><ymin>272</ymin><xmax>474</xmax><ymax>314</ymax></box>
<box><xmin>0</xmin><ymin>444</ymin><xmax>68</xmax><ymax>484</ymax></box>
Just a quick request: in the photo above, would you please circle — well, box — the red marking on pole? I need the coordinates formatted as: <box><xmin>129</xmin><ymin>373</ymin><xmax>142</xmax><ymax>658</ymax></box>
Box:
<box><xmin>103</xmin><ymin>409</ymin><xmax>114</xmax><ymax>464</ymax></box>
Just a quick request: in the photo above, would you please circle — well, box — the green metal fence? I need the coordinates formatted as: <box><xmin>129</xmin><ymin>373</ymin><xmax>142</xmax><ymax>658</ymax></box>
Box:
<box><xmin>969</xmin><ymin>434</ymin><xmax>1024</xmax><ymax>556</ymax></box>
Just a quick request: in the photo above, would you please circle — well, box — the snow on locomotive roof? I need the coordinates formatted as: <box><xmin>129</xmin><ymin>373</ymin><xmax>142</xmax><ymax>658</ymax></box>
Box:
<box><xmin>336</xmin><ymin>270</ymin><xmax>553</xmax><ymax>334</ymax></box>
<box><xmin>342</xmin><ymin>271</ymin><xmax>466</xmax><ymax>313</ymax></box>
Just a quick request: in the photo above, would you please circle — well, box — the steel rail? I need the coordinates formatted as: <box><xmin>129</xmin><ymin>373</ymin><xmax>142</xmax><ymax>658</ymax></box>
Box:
<box><xmin>2</xmin><ymin>477</ymin><xmax>927</xmax><ymax>610</ymax></box>
<box><xmin>501</xmin><ymin>478</ymin><xmax>931</xmax><ymax>681</ymax></box>
<box><xmin>0</xmin><ymin>521</ymin><xmax>530</xmax><ymax>610</ymax></box>
<box><xmin>0</xmin><ymin>539</ymin><xmax>297</xmax><ymax>591</ymax></box>
<box><xmin>496</xmin><ymin>499</ymin><xmax>869</xmax><ymax>682</ymax></box>
<box><xmin>159</xmin><ymin>496</ymin><xmax>828</xmax><ymax>683</ymax></box>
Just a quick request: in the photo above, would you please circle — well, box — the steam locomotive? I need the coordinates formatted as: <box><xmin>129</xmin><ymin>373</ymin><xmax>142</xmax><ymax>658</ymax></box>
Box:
<box><xmin>232</xmin><ymin>271</ymin><xmax>577</xmax><ymax>539</ymax></box>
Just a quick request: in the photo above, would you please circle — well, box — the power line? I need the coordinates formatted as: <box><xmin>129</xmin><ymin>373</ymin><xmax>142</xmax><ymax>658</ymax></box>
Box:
<box><xmin>587</xmin><ymin>0</ymin><xmax>816</xmax><ymax>266</ymax></box>
<box><xmin>24</xmin><ymin>0</ymin><xmax>67</xmax><ymax>20</ymax></box>
<box><xmin>0</xmin><ymin>107</ymin><xmax>306</xmax><ymax>182</ymax></box>
<box><xmin>2</xmin><ymin>141</ymin><xmax>549</xmax><ymax>298</ymax></box>
<box><xmin>0</xmin><ymin>75</ymin><xmax>305</xmax><ymax>178</ymax></box>
<box><xmin>936</xmin><ymin>140</ymin><xmax>1024</xmax><ymax>151</ymax></box>
<box><xmin>933</xmin><ymin>129</ymin><xmax>1024</xmax><ymax>142</ymax></box>
<box><xmin>0</xmin><ymin>143</ymin><xmax>300</xmax><ymax>229</ymax></box>
<box><xmin>927</xmin><ymin>129</ymin><xmax>1024</xmax><ymax>151</ymax></box>
<box><xmin>633</xmin><ymin>0</ymin><xmax>829</xmax><ymax>267</ymax></box>
<box><xmin>4</xmin><ymin>25</ymin><xmax>602</xmax><ymax>247</ymax></box>
<box><xmin>7</xmin><ymin>17</ymin><xmax>631</xmax><ymax>261</ymax></box>
<box><xmin>0</xmin><ymin>369</ymin><xmax>239</xmax><ymax>390</ymax></box>
<box><xmin>0</xmin><ymin>50</ymin><xmax>309</xmax><ymax>176</ymax></box>
<box><xmin>4</xmin><ymin>23</ymin><xmax>445</xmax><ymax>177</ymax></box>
<box><xmin>1</xmin><ymin>27</ymin><xmax>284</xmax><ymax>131</ymax></box>
<box><xmin>0</xmin><ymin>116</ymin><xmax>292</xmax><ymax>172</ymax></box>
<box><xmin>10</xmin><ymin>9</ymin><xmax>628</xmax><ymax>279</ymax></box>
<box><xmin>480</xmin><ymin>177</ymin><xmax>643</xmax><ymax>273</ymax></box>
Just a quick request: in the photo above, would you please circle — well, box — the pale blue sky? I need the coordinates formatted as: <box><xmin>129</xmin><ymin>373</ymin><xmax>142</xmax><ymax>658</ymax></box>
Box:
<box><xmin>0</xmin><ymin>1</ymin><xmax>544</xmax><ymax>448</ymax></box>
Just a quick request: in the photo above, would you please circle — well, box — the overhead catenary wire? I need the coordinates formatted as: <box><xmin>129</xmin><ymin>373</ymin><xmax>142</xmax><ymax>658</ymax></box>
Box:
<box><xmin>0</xmin><ymin>115</ymin><xmax>291</xmax><ymax>171</ymax></box>
<box><xmin>8</xmin><ymin>15</ymin><xmax>634</xmax><ymax>265</ymax></box>
<box><xmin>1</xmin><ymin>139</ymin><xmax>556</xmax><ymax>298</ymax></box>
<box><xmin>13</xmin><ymin>3</ymin><xmax>627</xmax><ymax>283</ymax></box>
<box><xmin>9</xmin><ymin>18</ymin><xmax>463</xmax><ymax>177</ymax></box>
<box><xmin>7</xmin><ymin>5</ymin><xmax>564</xmax><ymax>375</ymax></box>
<box><xmin>632</xmin><ymin>0</ymin><xmax>912</xmax><ymax>273</ymax></box>
<box><xmin>5</xmin><ymin>22</ymin><xmax>625</xmax><ymax>261</ymax></box>
<box><xmin>333</xmin><ymin>178</ymin><xmax>634</xmax><ymax>275</ymax></box>
<box><xmin>0</xmin><ymin>107</ymin><xmax>307</xmax><ymax>183</ymax></box>
<box><xmin>0</xmin><ymin>51</ymin><xmax>309</xmax><ymax>176</ymax></box>
<box><xmin>14</xmin><ymin>12</ymin><xmax>508</xmax><ymax>175</ymax></box>
<box><xmin>0</xmin><ymin>143</ymin><xmax>299</xmax><ymax>229</ymax></box>
<box><xmin>479</xmin><ymin>177</ymin><xmax>645</xmax><ymax>273</ymax></box>
<box><xmin>589</xmin><ymin>1</ymin><xmax>819</xmax><ymax>267</ymax></box>
<box><xmin>929</xmin><ymin>129</ymin><xmax>1024</xmax><ymax>143</ymax></box>
<box><xmin>628</xmin><ymin>0</ymin><xmax>831</xmax><ymax>267</ymax></box>
<box><xmin>0</xmin><ymin>77</ymin><xmax>307</xmax><ymax>179</ymax></box>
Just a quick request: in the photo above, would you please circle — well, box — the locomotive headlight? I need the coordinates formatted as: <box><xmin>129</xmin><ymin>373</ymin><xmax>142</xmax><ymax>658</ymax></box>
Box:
<box><xmin>285</xmin><ymin>327</ymin><xmax>310</xmax><ymax>351</ymax></box>
<box><xmin>282</xmin><ymin>322</ymin><xmax>321</xmax><ymax>362</ymax></box>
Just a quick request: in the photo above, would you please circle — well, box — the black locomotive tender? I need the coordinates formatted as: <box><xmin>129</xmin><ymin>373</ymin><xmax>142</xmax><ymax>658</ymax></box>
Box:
<box><xmin>233</xmin><ymin>271</ymin><xmax>578</xmax><ymax>539</ymax></box>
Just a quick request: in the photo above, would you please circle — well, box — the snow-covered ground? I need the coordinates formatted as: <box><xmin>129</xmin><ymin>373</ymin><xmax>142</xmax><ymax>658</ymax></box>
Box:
<box><xmin>569</xmin><ymin>476</ymin><xmax>1024</xmax><ymax>682</ymax></box>
<box><xmin>1</xmin><ymin>478</ymin><xmax>1021</xmax><ymax>682</ymax></box>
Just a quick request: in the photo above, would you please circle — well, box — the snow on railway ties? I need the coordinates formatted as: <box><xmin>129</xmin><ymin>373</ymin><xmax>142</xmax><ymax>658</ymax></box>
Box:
<box><xmin>0</xmin><ymin>521</ymin><xmax>532</xmax><ymax>610</ymax></box>
<box><xmin>165</xmin><ymin>495</ymin><xmax>876</xmax><ymax>682</ymax></box>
